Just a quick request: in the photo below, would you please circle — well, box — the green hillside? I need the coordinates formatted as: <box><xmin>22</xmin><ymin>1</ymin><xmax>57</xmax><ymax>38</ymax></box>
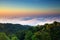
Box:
<box><xmin>0</xmin><ymin>21</ymin><xmax>60</xmax><ymax>40</ymax></box>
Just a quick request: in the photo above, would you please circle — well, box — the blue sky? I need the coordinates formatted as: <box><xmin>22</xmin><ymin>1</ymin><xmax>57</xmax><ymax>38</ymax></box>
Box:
<box><xmin>0</xmin><ymin>0</ymin><xmax>60</xmax><ymax>9</ymax></box>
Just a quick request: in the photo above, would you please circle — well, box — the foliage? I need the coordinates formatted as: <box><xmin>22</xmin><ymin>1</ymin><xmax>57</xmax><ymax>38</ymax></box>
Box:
<box><xmin>0</xmin><ymin>32</ymin><xmax>10</xmax><ymax>40</ymax></box>
<box><xmin>0</xmin><ymin>21</ymin><xmax>60</xmax><ymax>40</ymax></box>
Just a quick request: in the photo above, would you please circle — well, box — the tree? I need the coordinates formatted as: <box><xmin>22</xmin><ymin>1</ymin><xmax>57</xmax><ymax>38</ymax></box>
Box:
<box><xmin>24</xmin><ymin>31</ymin><xmax>33</xmax><ymax>40</ymax></box>
<box><xmin>11</xmin><ymin>35</ymin><xmax>19</xmax><ymax>40</ymax></box>
<box><xmin>32</xmin><ymin>32</ymin><xmax>42</xmax><ymax>40</ymax></box>
<box><xmin>32</xmin><ymin>31</ymin><xmax>51</xmax><ymax>40</ymax></box>
<box><xmin>0</xmin><ymin>32</ymin><xmax>10</xmax><ymax>40</ymax></box>
<box><xmin>16</xmin><ymin>30</ymin><xmax>26</xmax><ymax>40</ymax></box>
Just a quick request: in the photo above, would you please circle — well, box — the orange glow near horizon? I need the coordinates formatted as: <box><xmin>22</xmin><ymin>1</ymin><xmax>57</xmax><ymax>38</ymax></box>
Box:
<box><xmin>0</xmin><ymin>8</ymin><xmax>60</xmax><ymax>17</ymax></box>
<box><xmin>0</xmin><ymin>4</ymin><xmax>60</xmax><ymax>17</ymax></box>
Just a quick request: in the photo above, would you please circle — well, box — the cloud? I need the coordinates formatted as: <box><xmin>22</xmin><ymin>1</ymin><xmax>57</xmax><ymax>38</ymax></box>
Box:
<box><xmin>0</xmin><ymin>14</ymin><xmax>60</xmax><ymax>26</ymax></box>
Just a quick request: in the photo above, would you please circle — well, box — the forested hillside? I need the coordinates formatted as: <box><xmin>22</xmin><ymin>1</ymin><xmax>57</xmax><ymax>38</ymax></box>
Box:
<box><xmin>0</xmin><ymin>21</ymin><xmax>60</xmax><ymax>40</ymax></box>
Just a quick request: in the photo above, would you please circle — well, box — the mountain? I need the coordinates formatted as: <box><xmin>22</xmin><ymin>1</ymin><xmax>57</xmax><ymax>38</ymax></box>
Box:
<box><xmin>0</xmin><ymin>23</ymin><xmax>31</xmax><ymax>34</ymax></box>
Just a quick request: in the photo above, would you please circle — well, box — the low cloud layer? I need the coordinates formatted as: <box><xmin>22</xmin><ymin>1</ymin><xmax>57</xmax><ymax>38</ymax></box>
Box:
<box><xmin>0</xmin><ymin>14</ymin><xmax>60</xmax><ymax>26</ymax></box>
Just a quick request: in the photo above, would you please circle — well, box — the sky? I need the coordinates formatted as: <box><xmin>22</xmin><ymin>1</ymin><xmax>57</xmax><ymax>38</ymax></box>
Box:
<box><xmin>0</xmin><ymin>0</ymin><xmax>60</xmax><ymax>26</ymax></box>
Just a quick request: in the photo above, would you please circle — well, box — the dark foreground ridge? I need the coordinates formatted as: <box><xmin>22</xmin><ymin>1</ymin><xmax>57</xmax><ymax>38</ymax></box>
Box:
<box><xmin>0</xmin><ymin>21</ymin><xmax>60</xmax><ymax>40</ymax></box>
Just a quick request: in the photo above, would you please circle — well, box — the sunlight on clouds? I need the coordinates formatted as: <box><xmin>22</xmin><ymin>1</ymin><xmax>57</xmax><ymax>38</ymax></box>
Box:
<box><xmin>0</xmin><ymin>16</ymin><xmax>60</xmax><ymax>26</ymax></box>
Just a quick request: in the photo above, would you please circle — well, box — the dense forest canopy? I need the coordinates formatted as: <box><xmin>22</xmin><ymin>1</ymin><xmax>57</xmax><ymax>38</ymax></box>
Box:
<box><xmin>0</xmin><ymin>21</ymin><xmax>60</xmax><ymax>40</ymax></box>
